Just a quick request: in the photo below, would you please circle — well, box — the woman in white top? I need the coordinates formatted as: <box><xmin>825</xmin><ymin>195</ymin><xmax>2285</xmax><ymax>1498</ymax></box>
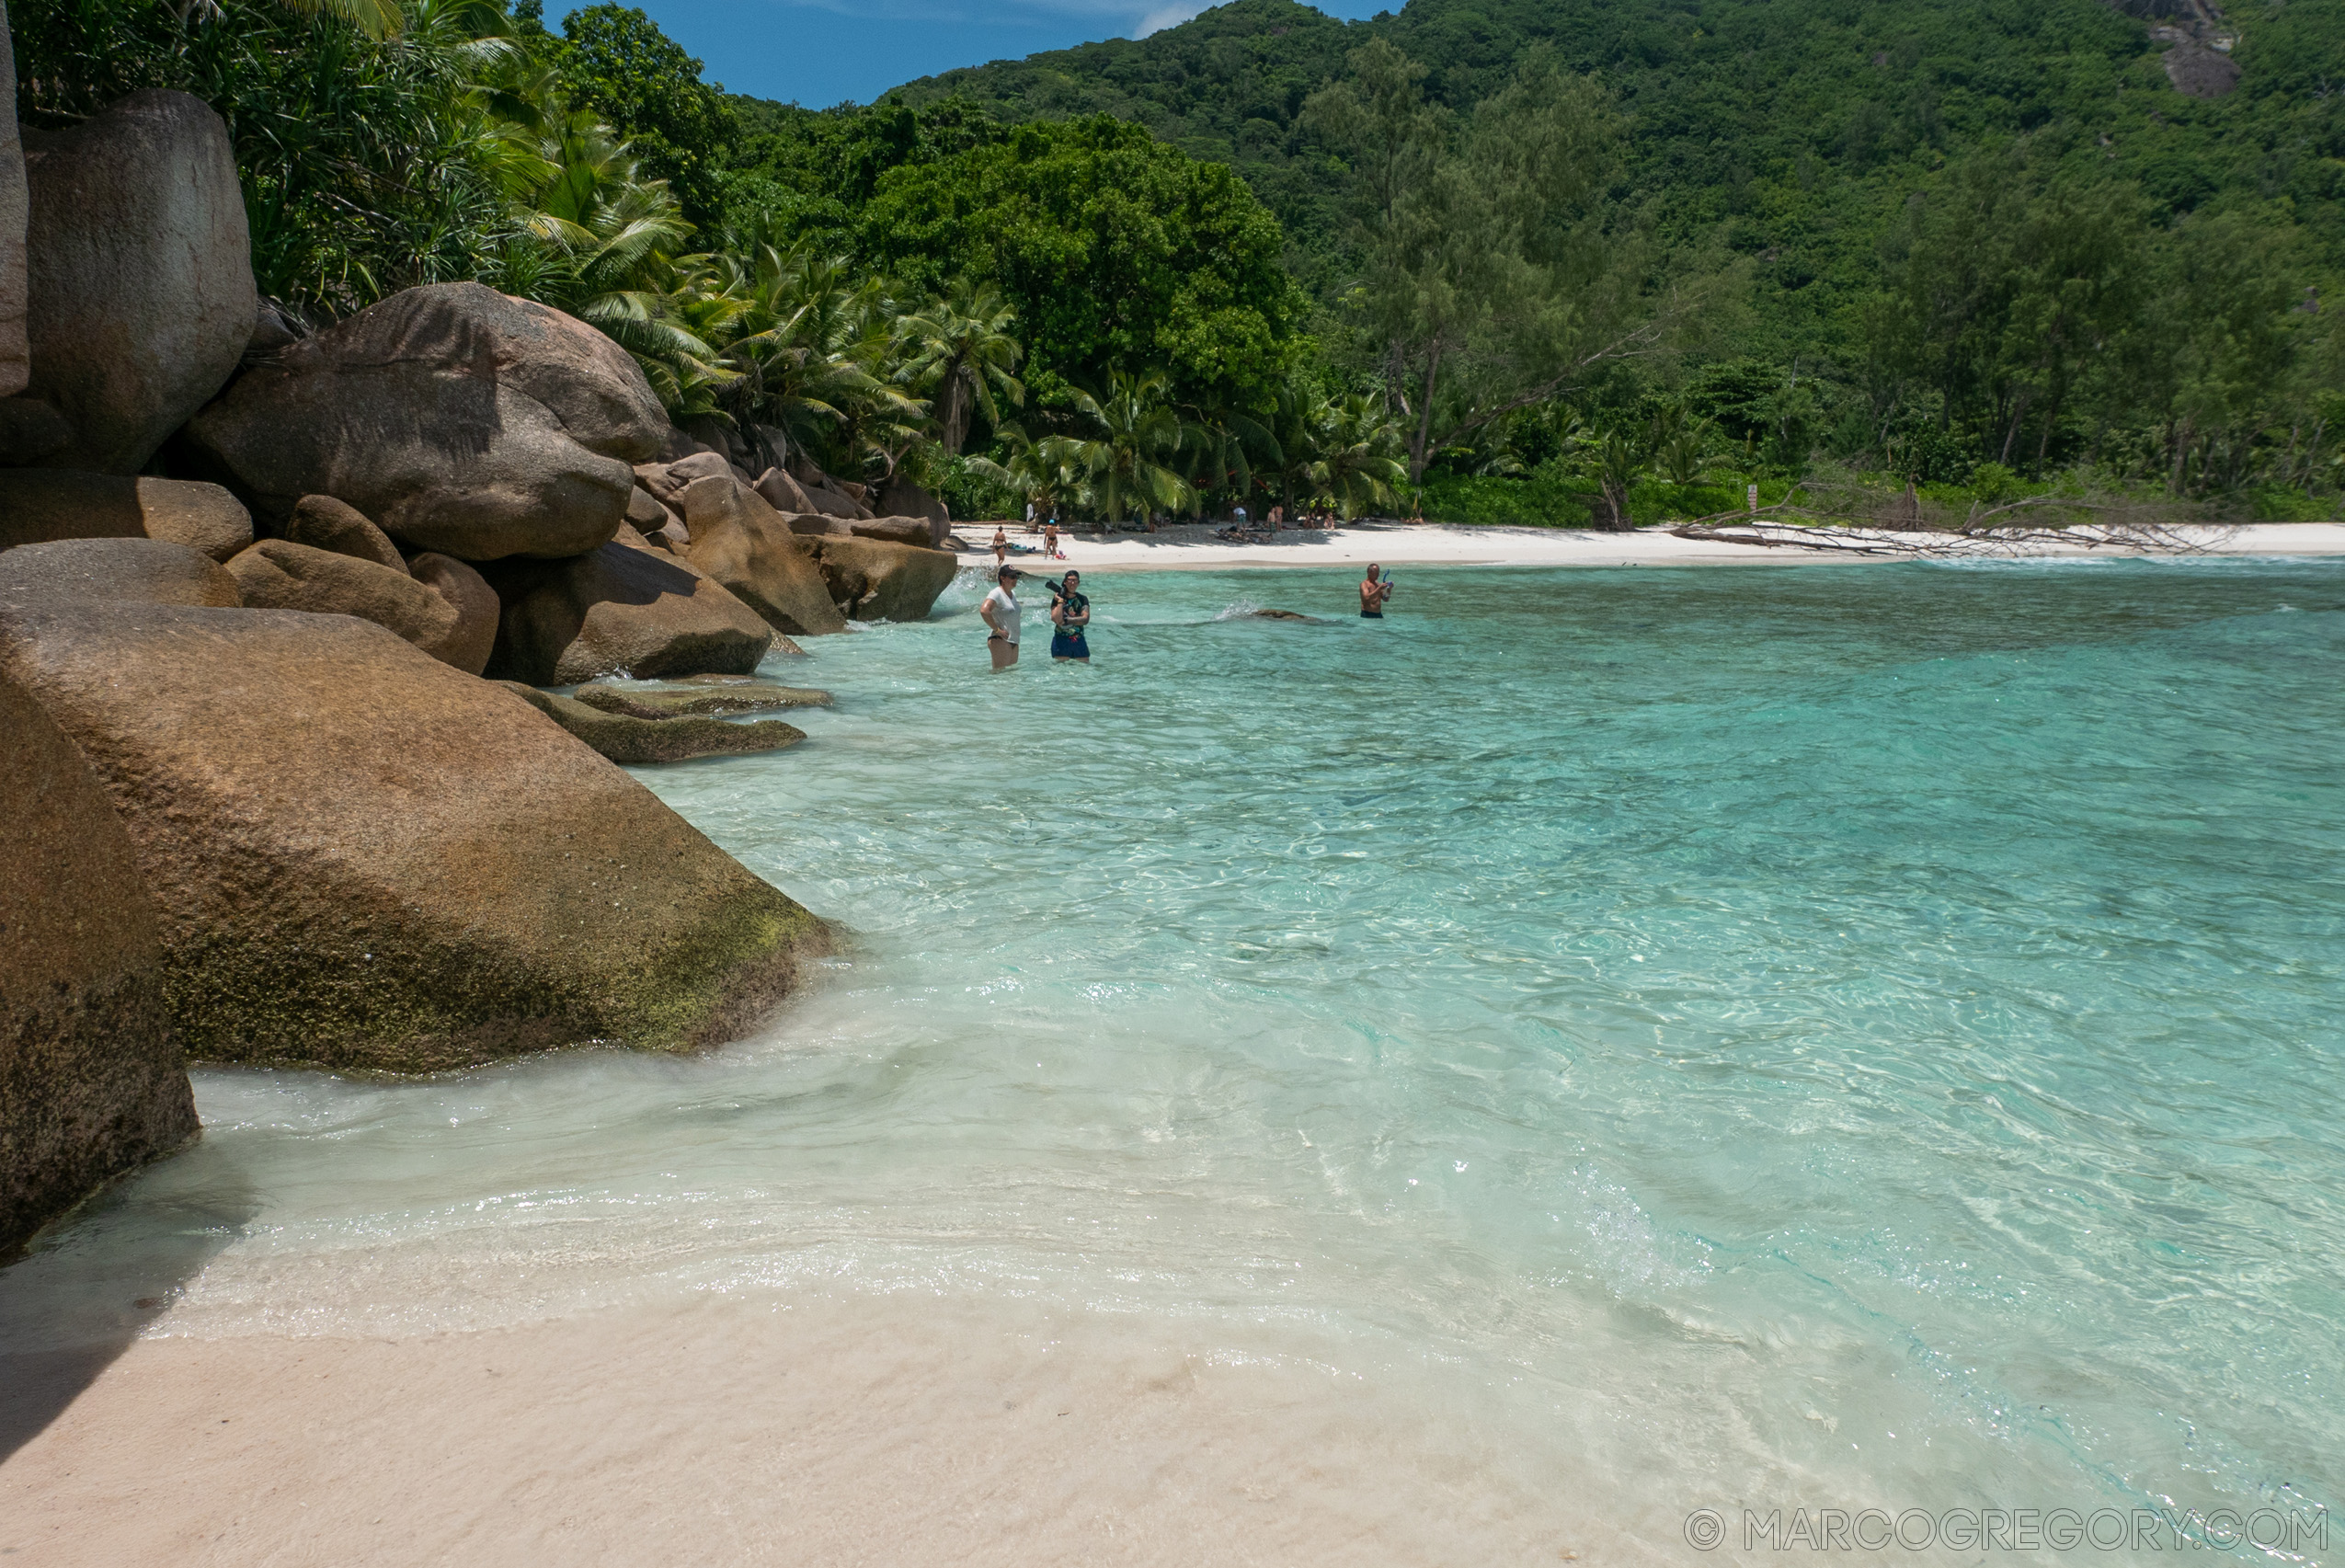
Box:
<box><xmin>980</xmin><ymin>566</ymin><xmax>1022</xmax><ymax>670</ymax></box>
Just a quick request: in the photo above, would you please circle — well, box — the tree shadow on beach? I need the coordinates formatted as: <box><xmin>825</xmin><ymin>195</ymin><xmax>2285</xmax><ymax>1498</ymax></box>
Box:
<box><xmin>0</xmin><ymin>1158</ymin><xmax>256</xmax><ymax>1463</ymax></box>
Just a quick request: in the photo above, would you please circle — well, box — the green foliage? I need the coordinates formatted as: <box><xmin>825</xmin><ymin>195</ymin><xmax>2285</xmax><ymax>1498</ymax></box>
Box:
<box><xmin>729</xmin><ymin>109</ymin><xmax>1310</xmax><ymax>419</ymax></box>
<box><xmin>533</xmin><ymin>4</ymin><xmax>735</xmax><ymax>223</ymax></box>
<box><xmin>12</xmin><ymin>0</ymin><xmax>524</xmax><ymax>318</ymax></box>
<box><xmin>890</xmin><ymin>0</ymin><xmax>2345</xmax><ymax>506</ymax></box>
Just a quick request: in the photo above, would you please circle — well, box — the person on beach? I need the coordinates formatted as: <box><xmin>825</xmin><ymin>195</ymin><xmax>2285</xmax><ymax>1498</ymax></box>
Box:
<box><xmin>1044</xmin><ymin>521</ymin><xmax>1062</xmax><ymax>560</ymax></box>
<box><xmin>981</xmin><ymin>566</ymin><xmax>1023</xmax><ymax>670</ymax></box>
<box><xmin>1360</xmin><ymin>564</ymin><xmax>1393</xmax><ymax>619</ymax></box>
<box><xmin>991</xmin><ymin>525</ymin><xmax>1009</xmax><ymax>570</ymax></box>
<box><xmin>1048</xmin><ymin>570</ymin><xmax>1091</xmax><ymax>662</ymax></box>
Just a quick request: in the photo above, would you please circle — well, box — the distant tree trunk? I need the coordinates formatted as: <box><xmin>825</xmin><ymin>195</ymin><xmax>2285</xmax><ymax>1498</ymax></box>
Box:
<box><xmin>939</xmin><ymin>362</ymin><xmax>972</xmax><ymax>454</ymax></box>
<box><xmin>1593</xmin><ymin>481</ymin><xmax>1631</xmax><ymax>531</ymax></box>
<box><xmin>1408</xmin><ymin>344</ymin><xmax>1442</xmax><ymax>484</ymax></box>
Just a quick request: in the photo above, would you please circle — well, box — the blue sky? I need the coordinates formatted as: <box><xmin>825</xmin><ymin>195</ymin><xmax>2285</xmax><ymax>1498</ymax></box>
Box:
<box><xmin>620</xmin><ymin>0</ymin><xmax>1386</xmax><ymax>109</ymax></box>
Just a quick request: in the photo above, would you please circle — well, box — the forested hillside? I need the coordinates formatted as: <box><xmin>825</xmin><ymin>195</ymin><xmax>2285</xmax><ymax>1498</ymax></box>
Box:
<box><xmin>18</xmin><ymin>0</ymin><xmax>2345</xmax><ymax>525</ymax></box>
<box><xmin>859</xmin><ymin>0</ymin><xmax>2345</xmax><ymax>517</ymax></box>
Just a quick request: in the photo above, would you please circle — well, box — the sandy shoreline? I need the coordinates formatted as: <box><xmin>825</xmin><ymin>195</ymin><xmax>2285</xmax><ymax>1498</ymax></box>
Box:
<box><xmin>958</xmin><ymin>519</ymin><xmax>2345</xmax><ymax>573</ymax></box>
<box><xmin>0</xmin><ymin>1291</ymin><xmax>1643</xmax><ymax>1567</ymax></box>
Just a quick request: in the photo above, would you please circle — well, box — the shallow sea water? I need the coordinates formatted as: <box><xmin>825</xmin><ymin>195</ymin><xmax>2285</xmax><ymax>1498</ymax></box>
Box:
<box><xmin>6</xmin><ymin>558</ymin><xmax>2343</xmax><ymax>1562</ymax></box>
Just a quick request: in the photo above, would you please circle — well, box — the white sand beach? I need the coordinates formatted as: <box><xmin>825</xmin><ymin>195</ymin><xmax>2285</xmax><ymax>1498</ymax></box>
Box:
<box><xmin>961</xmin><ymin>519</ymin><xmax>2345</xmax><ymax>572</ymax></box>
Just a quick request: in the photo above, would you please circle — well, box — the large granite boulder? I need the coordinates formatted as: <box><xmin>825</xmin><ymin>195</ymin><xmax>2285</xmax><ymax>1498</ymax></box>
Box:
<box><xmin>876</xmin><ymin>477</ymin><xmax>949</xmax><ymax>541</ymax></box>
<box><xmin>851</xmin><ymin>515</ymin><xmax>943</xmax><ymax>548</ymax></box>
<box><xmin>181</xmin><ymin>282</ymin><xmax>666</xmax><ymax>561</ymax></box>
<box><xmin>408</xmin><ymin>551</ymin><xmax>499</xmax><ymax>676</ymax></box>
<box><xmin>0</xmin><ymin>535</ymin><xmax>239</xmax><ymax>608</ymax></box>
<box><xmin>754</xmin><ymin>466</ymin><xmax>814</xmax><ymax>515</ymax></box>
<box><xmin>1</xmin><ymin>668</ymin><xmax>197</xmax><ymax>1262</ymax></box>
<box><xmin>281</xmin><ymin>494</ymin><xmax>405</xmax><ymax>571</ymax></box>
<box><xmin>0</xmin><ymin>600</ymin><xmax>829</xmax><ymax>1071</ymax></box>
<box><xmin>225</xmin><ymin>539</ymin><xmax>488</xmax><ymax>675</ymax></box>
<box><xmin>17</xmin><ymin>90</ymin><xmax>256</xmax><ymax>474</ymax></box>
<box><xmin>484</xmin><ymin>532</ymin><xmax>775</xmax><ymax>685</ymax></box>
<box><xmin>0</xmin><ymin>0</ymin><xmax>29</xmax><ymax>401</ymax></box>
<box><xmin>680</xmin><ymin>475</ymin><xmax>849</xmax><ymax>636</ymax></box>
<box><xmin>496</xmin><ymin>682</ymin><xmax>806</xmax><ymax>766</ymax></box>
<box><xmin>809</xmin><ymin>535</ymin><xmax>959</xmax><ymax>623</ymax></box>
<box><xmin>635</xmin><ymin>450</ymin><xmax>732</xmax><ymax>506</ymax></box>
<box><xmin>0</xmin><ymin>468</ymin><xmax>251</xmax><ymax>559</ymax></box>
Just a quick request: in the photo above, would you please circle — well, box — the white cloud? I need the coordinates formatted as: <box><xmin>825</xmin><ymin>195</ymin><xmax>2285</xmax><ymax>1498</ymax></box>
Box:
<box><xmin>1136</xmin><ymin>2</ymin><xmax>1205</xmax><ymax>35</ymax></box>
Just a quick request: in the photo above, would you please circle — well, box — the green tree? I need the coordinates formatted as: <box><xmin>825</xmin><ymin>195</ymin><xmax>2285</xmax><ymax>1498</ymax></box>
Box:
<box><xmin>1062</xmin><ymin>369</ymin><xmax>1198</xmax><ymax>525</ymax></box>
<box><xmin>1305</xmin><ymin>41</ymin><xmax>1719</xmax><ymax>482</ymax></box>
<box><xmin>898</xmin><ymin>279</ymin><xmax>1025</xmax><ymax>454</ymax></box>
<box><xmin>541</xmin><ymin>4</ymin><xmax>735</xmax><ymax>225</ymax></box>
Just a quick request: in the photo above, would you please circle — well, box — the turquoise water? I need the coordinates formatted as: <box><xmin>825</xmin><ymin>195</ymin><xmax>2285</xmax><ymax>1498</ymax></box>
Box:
<box><xmin>7</xmin><ymin>558</ymin><xmax>2342</xmax><ymax>1557</ymax></box>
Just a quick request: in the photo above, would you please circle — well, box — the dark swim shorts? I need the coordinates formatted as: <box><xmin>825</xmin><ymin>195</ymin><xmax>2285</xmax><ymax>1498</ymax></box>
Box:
<box><xmin>1051</xmin><ymin>631</ymin><xmax>1089</xmax><ymax>658</ymax></box>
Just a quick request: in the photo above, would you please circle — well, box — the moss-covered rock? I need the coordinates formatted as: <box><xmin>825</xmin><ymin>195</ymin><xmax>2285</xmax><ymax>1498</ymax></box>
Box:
<box><xmin>572</xmin><ymin>681</ymin><xmax>832</xmax><ymax>719</ymax></box>
<box><xmin>498</xmin><ymin>682</ymin><xmax>806</xmax><ymax>765</ymax></box>
<box><xmin>0</xmin><ymin>598</ymin><xmax>828</xmax><ymax>1072</ymax></box>
<box><xmin>1</xmin><ymin>669</ymin><xmax>196</xmax><ymax>1261</ymax></box>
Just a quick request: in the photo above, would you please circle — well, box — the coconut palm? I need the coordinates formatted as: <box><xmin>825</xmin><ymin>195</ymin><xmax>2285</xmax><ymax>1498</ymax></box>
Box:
<box><xmin>1064</xmin><ymin>370</ymin><xmax>1200</xmax><ymax>526</ymax></box>
<box><xmin>1306</xmin><ymin>394</ymin><xmax>1409</xmax><ymax>518</ymax></box>
<box><xmin>898</xmin><ymin>280</ymin><xmax>1025</xmax><ymax>454</ymax></box>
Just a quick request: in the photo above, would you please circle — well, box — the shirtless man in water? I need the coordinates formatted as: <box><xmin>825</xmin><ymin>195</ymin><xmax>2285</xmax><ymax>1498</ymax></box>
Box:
<box><xmin>1360</xmin><ymin>564</ymin><xmax>1394</xmax><ymax>619</ymax></box>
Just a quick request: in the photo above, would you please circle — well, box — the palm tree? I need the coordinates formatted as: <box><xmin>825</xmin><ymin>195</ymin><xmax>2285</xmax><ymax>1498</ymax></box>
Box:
<box><xmin>899</xmin><ymin>280</ymin><xmax>1025</xmax><ymax>454</ymax></box>
<box><xmin>966</xmin><ymin>423</ymin><xmax>1089</xmax><ymax>521</ymax></box>
<box><xmin>1306</xmin><ymin>394</ymin><xmax>1409</xmax><ymax>519</ymax></box>
<box><xmin>1065</xmin><ymin>370</ymin><xmax>1199</xmax><ymax>527</ymax></box>
<box><xmin>713</xmin><ymin>244</ymin><xmax>926</xmax><ymax>477</ymax></box>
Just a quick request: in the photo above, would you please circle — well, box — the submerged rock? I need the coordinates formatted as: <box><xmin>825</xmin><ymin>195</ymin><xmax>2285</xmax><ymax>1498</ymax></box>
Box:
<box><xmin>17</xmin><ymin>90</ymin><xmax>257</xmax><ymax>474</ymax></box>
<box><xmin>498</xmin><ymin>682</ymin><xmax>806</xmax><ymax>765</ymax></box>
<box><xmin>484</xmin><ymin>534</ymin><xmax>775</xmax><ymax>685</ymax></box>
<box><xmin>808</xmin><ymin>535</ymin><xmax>958</xmax><ymax>623</ymax></box>
<box><xmin>1242</xmin><ymin>609</ymin><xmax>1321</xmax><ymax>623</ymax></box>
<box><xmin>0</xmin><ymin>600</ymin><xmax>827</xmax><ymax>1071</ymax></box>
<box><xmin>0</xmin><ymin>535</ymin><xmax>239</xmax><ymax>609</ymax></box>
<box><xmin>182</xmin><ymin>282</ymin><xmax>665</xmax><ymax>561</ymax></box>
<box><xmin>0</xmin><ymin>468</ymin><xmax>252</xmax><ymax>560</ymax></box>
<box><xmin>1</xmin><ymin>669</ymin><xmax>197</xmax><ymax>1262</ymax></box>
<box><xmin>573</xmin><ymin>681</ymin><xmax>832</xmax><ymax>719</ymax></box>
<box><xmin>679</xmin><ymin>475</ymin><xmax>849</xmax><ymax>637</ymax></box>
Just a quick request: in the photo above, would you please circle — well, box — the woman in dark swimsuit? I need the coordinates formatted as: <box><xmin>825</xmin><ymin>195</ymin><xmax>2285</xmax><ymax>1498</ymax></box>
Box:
<box><xmin>1050</xmin><ymin>570</ymin><xmax>1091</xmax><ymax>661</ymax></box>
<box><xmin>1360</xmin><ymin>564</ymin><xmax>1393</xmax><ymax>619</ymax></box>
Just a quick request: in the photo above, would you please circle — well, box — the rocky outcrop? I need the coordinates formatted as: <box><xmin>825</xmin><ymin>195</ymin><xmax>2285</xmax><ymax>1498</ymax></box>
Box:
<box><xmin>0</xmin><ymin>0</ymin><xmax>29</xmax><ymax>401</ymax></box>
<box><xmin>282</xmin><ymin>494</ymin><xmax>405</xmax><ymax>572</ymax></box>
<box><xmin>851</xmin><ymin>515</ymin><xmax>944</xmax><ymax>548</ymax></box>
<box><xmin>1</xmin><ymin>668</ymin><xmax>197</xmax><ymax>1262</ymax></box>
<box><xmin>808</xmin><ymin>535</ymin><xmax>959</xmax><ymax>623</ymax></box>
<box><xmin>876</xmin><ymin>477</ymin><xmax>949</xmax><ymax>542</ymax></box>
<box><xmin>0</xmin><ymin>536</ymin><xmax>240</xmax><ymax>609</ymax></box>
<box><xmin>0</xmin><ymin>599</ymin><xmax>828</xmax><ymax>1071</ymax></box>
<box><xmin>574</xmin><ymin>681</ymin><xmax>832</xmax><ymax>719</ymax></box>
<box><xmin>407</xmin><ymin>551</ymin><xmax>499</xmax><ymax>676</ymax></box>
<box><xmin>18</xmin><ymin>90</ymin><xmax>257</xmax><ymax>474</ymax></box>
<box><xmin>182</xmin><ymin>281</ymin><xmax>666</xmax><ymax>561</ymax></box>
<box><xmin>485</xmin><ymin>533</ymin><xmax>776</xmax><ymax>685</ymax></box>
<box><xmin>225</xmin><ymin>539</ymin><xmax>490</xmax><ymax>675</ymax></box>
<box><xmin>0</xmin><ymin>468</ymin><xmax>252</xmax><ymax>560</ymax></box>
<box><xmin>679</xmin><ymin>475</ymin><xmax>849</xmax><ymax>636</ymax></box>
<box><xmin>754</xmin><ymin>466</ymin><xmax>815</xmax><ymax>515</ymax></box>
<box><xmin>497</xmin><ymin>682</ymin><xmax>806</xmax><ymax>766</ymax></box>
<box><xmin>635</xmin><ymin>450</ymin><xmax>732</xmax><ymax>505</ymax></box>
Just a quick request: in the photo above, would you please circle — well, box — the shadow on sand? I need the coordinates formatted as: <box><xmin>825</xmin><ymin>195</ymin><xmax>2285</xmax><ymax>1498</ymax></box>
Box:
<box><xmin>0</xmin><ymin>1150</ymin><xmax>255</xmax><ymax>1463</ymax></box>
